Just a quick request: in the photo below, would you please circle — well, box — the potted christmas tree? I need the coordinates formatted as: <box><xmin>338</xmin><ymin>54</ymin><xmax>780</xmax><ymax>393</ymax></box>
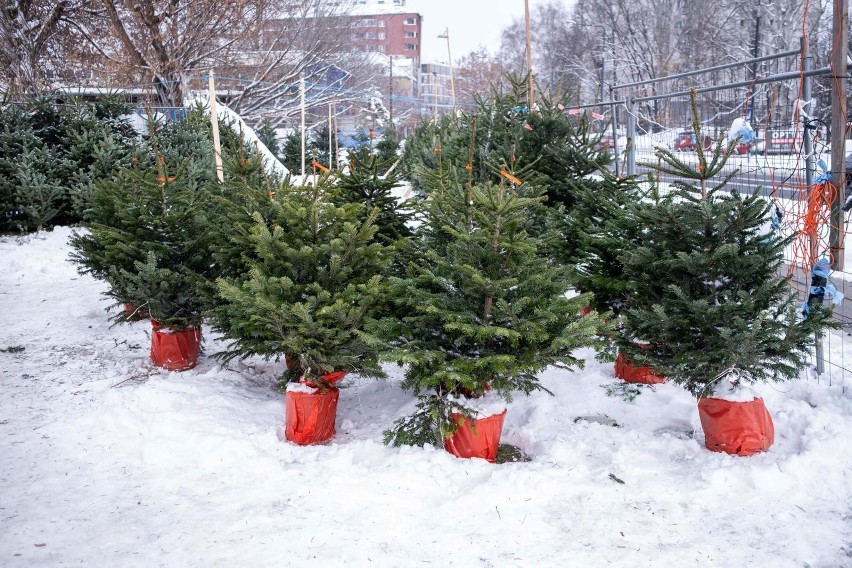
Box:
<box><xmin>70</xmin><ymin>113</ymin><xmax>218</xmax><ymax>370</ymax></box>
<box><xmin>375</xmin><ymin>154</ymin><xmax>604</xmax><ymax>461</ymax></box>
<box><xmin>564</xmin><ymin>170</ymin><xmax>661</xmax><ymax>383</ymax></box>
<box><xmin>617</xmin><ymin>92</ymin><xmax>832</xmax><ymax>455</ymax></box>
<box><xmin>212</xmin><ymin>178</ymin><xmax>391</xmax><ymax>445</ymax></box>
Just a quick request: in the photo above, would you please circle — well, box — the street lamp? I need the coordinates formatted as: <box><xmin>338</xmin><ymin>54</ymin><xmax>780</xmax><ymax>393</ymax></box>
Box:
<box><xmin>437</xmin><ymin>28</ymin><xmax>456</xmax><ymax>113</ymax></box>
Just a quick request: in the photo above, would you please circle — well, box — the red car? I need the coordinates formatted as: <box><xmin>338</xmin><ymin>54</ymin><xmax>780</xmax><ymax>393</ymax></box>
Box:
<box><xmin>673</xmin><ymin>131</ymin><xmax>713</xmax><ymax>152</ymax></box>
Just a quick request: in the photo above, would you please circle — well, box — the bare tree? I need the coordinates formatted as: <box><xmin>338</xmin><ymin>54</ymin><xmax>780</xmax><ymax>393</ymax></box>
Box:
<box><xmin>81</xmin><ymin>0</ymin><xmax>269</xmax><ymax>107</ymax></box>
<box><xmin>498</xmin><ymin>1</ymin><xmax>590</xmax><ymax>101</ymax></box>
<box><xmin>454</xmin><ymin>48</ymin><xmax>506</xmax><ymax>106</ymax></box>
<box><xmin>223</xmin><ymin>0</ymin><xmax>376</xmax><ymax>128</ymax></box>
<box><xmin>0</xmin><ymin>1</ymin><xmax>90</xmax><ymax>97</ymax></box>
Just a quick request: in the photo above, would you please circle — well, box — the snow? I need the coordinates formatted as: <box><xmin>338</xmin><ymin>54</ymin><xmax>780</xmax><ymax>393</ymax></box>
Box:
<box><xmin>185</xmin><ymin>93</ymin><xmax>289</xmax><ymax>178</ymax></box>
<box><xmin>286</xmin><ymin>382</ymin><xmax>318</xmax><ymax>394</ymax></box>
<box><xmin>1</xmin><ymin>227</ymin><xmax>851</xmax><ymax>567</ymax></box>
<box><xmin>447</xmin><ymin>390</ymin><xmax>507</xmax><ymax>418</ymax></box>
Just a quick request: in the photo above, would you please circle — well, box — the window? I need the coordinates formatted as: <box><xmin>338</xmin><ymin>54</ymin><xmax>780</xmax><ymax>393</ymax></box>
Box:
<box><xmin>404</xmin><ymin>31</ymin><xmax>417</xmax><ymax>38</ymax></box>
<box><xmin>378</xmin><ymin>32</ymin><xmax>386</xmax><ymax>39</ymax></box>
<box><xmin>378</xmin><ymin>20</ymin><xmax>385</xmax><ymax>27</ymax></box>
<box><xmin>356</xmin><ymin>18</ymin><xmax>378</xmax><ymax>27</ymax></box>
<box><xmin>404</xmin><ymin>43</ymin><xmax>417</xmax><ymax>51</ymax></box>
<box><xmin>404</xmin><ymin>18</ymin><xmax>416</xmax><ymax>25</ymax></box>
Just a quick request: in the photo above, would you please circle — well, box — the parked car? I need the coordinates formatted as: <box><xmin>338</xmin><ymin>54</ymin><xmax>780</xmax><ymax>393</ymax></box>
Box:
<box><xmin>595</xmin><ymin>133</ymin><xmax>615</xmax><ymax>151</ymax></box>
<box><xmin>673</xmin><ymin>131</ymin><xmax>713</xmax><ymax>152</ymax></box>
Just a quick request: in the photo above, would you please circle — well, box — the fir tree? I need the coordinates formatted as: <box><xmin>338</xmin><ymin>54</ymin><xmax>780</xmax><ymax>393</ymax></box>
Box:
<box><xmin>373</xmin><ymin>127</ymin><xmax>399</xmax><ymax>170</ymax></box>
<box><xmin>212</xmin><ymin>179</ymin><xmax>391</xmax><ymax>388</ymax></box>
<box><xmin>254</xmin><ymin>120</ymin><xmax>281</xmax><ymax>160</ymax></box>
<box><xmin>400</xmin><ymin>76</ymin><xmax>608</xmax><ymax>204</ymax></box>
<box><xmin>198</xmin><ymin>142</ymin><xmax>279</xmax><ymax>310</ymax></box>
<box><xmin>565</xmin><ymin>171</ymin><xmax>645</xmax><ymax>315</ymax></box>
<box><xmin>70</xmin><ymin>113</ymin><xmax>217</xmax><ymax>326</ymax></box>
<box><xmin>310</xmin><ymin>122</ymin><xmax>336</xmax><ymax>170</ymax></box>
<box><xmin>376</xmin><ymin>159</ymin><xmax>605</xmax><ymax>447</ymax></box>
<box><xmin>332</xmin><ymin>146</ymin><xmax>411</xmax><ymax>246</ymax></box>
<box><xmin>280</xmin><ymin>130</ymin><xmax>304</xmax><ymax>174</ymax></box>
<box><xmin>617</xmin><ymin>92</ymin><xmax>833</xmax><ymax>398</ymax></box>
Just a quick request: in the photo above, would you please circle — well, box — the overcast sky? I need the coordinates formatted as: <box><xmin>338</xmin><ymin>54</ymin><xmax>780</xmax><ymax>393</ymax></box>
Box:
<box><xmin>407</xmin><ymin>0</ymin><xmax>573</xmax><ymax>64</ymax></box>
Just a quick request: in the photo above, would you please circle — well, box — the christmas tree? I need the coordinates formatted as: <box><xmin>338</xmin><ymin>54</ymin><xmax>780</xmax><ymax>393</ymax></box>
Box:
<box><xmin>70</xmin><ymin>111</ymin><xmax>218</xmax><ymax>326</ymax></box>
<box><xmin>617</xmin><ymin>93</ymin><xmax>833</xmax><ymax>397</ymax></box>
<box><xmin>565</xmin><ymin>171</ymin><xmax>644</xmax><ymax>315</ymax></box>
<box><xmin>332</xmin><ymin>146</ymin><xmax>411</xmax><ymax>246</ymax></box>
<box><xmin>212</xmin><ymin>178</ymin><xmax>391</xmax><ymax>388</ymax></box>
<box><xmin>376</xmin><ymin>154</ymin><xmax>604</xmax><ymax>446</ymax></box>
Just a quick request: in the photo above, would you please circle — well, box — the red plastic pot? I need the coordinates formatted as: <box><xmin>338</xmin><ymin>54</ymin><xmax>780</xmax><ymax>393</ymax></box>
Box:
<box><xmin>150</xmin><ymin>321</ymin><xmax>201</xmax><ymax>371</ymax></box>
<box><xmin>615</xmin><ymin>352</ymin><xmax>665</xmax><ymax>384</ymax></box>
<box><xmin>698</xmin><ymin>397</ymin><xmax>775</xmax><ymax>456</ymax></box>
<box><xmin>444</xmin><ymin>410</ymin><xmax>507</xmax><ymax>462</ymax></box>
<box><xmin>285</xmin><ymin>387</ymin><xmax>340</xmax><ymax>445</ymax></box>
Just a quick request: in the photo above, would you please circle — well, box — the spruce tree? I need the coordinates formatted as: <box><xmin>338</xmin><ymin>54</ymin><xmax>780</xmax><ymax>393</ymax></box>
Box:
<box><xmin>566</xmin><ymin>171</ymin><xmax>644</xmax><ymax>315</ymax></box>
<box><xmin>376</xmin><ymin>158</ymin><xmax>605</xmax><ymax>447</ymax></box>
<box><xmin>70</xmin><ymin>112</ymin><xmax>217</xmax><ymax>326</ymax></box>
<box><xmin>212</xmin><ymin>179</ymin><xmax>391</xmax><ymax>388</ymax></box>
<box><xmin>332</xmin><ymin>146</ymin><xmax>411</xmax><ymax>246</ymax></box>
<box><xmin>617</xmin><ymin>93</ymin><xmax>833</xmax><ymax>398</ymax></box>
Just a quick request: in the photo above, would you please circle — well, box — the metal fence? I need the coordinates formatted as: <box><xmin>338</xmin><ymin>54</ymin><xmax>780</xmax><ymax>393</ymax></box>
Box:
<box><xmin>581</xmin><ymin>42</ymin><xmax>850</xmax><ymax>388</ymax></box>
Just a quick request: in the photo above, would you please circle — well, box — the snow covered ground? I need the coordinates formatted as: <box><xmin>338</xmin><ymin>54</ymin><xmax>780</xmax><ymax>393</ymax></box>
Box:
<box><xmin>1</xmin><ymin>228</ymin><xmax>851</xmax><ymax>567</ymax></box>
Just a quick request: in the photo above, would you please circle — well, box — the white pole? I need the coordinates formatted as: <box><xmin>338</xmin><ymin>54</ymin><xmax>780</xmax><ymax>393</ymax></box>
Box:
<box><xmin>524</xmin><ymin>0</ymin><xmax>534</xmax><ymax>107</ymax></box>
<box><xmin>445</xmin><ymin>29</ymin><xmax>455</xmax><ymax>114</ymax></box>
<box><xmin>208</xmin><ymin>72</ymin><xmax>224</xmax><ymax>183</ymax></box>
<box><xmin>328</xmin><ymin>103</ymin><xmax>333</xmax><ymax>169</ymax></box>
<box><xmin>300</xmin><ymin>75</ymin><xmax>306</xmax><ymax>179</ymax></box>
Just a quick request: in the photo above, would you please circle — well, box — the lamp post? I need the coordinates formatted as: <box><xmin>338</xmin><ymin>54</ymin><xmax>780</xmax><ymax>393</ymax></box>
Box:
<box><xmin>437</xmin><ymin>28</ymin><xmax>455</xmax><ymax>113</ymax></box>
<box><xmin>388</xmin><ymin>54</ymin><xmax>394</xmax><ymax>132</ymax></box>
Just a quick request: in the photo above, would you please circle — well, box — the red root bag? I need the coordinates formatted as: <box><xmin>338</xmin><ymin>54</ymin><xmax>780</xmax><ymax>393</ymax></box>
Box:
<box><xmin>615</xmin><ymin>352</ymin><xmax>665</xmax><ymax>384</ymax></box>
<box><xmin>444</xmin><ymin>410</ymin><xmax>507</xmax><ymax>463</ymax></box>
<box><xmin>150</xmin><ymin>321</ymin><xmax>201</xmax><ymax>371</ymax></box>
<box><xmin>698</xmin><ymin>397</ymin><xmax>775</xmax><ymax>456</ymax></box>
<box><xmin>285</xmin><ymin>387</ymin><xmax>340</xmax><ymax>445</ymax></box>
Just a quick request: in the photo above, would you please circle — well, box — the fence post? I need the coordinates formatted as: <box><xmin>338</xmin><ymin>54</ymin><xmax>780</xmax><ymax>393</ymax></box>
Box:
<box><xmin>802</xmin><ymin>40</ymin><xmax>825</xmax><ymax>376</ymax></box>
<box><xmin>829</xmin><ymin>0</ymin><xmax>848</xmax><ymax>270</ymax></box>
<box><xmin>610</xmin><ymin>100</ymin><xmax>620</xmax><ymax>177</ymax></box>
<box><xmin>626</xmin><ymin>97</ymin><xmax>637</xmax><ymax>176</ymax></box>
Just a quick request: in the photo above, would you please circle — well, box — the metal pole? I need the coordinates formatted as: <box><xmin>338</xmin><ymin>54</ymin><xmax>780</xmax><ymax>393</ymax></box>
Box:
<box><xmin>207</xmin><ymin>72</ymin><xmax>223</xmax><ymax>183</ymax></box>
<box><xmin>626</xmin><ymin>97</ymin><xmax>637</xmax><ymax>176</ymax></box>
<box><xmin>829</xmin><ymin>0</ymin><xmax>848</xmax><ymax>270</ymax></box>
<box><xmin>746</xmin><ymin>7</ymin><xmax>761</xmax><ymax>121</ymax></box>
<box><xmin>802</xmin><ymin>38</ymin><xmax>824</xmax><ymax>375</ymax></box>
<box><xmin>524</xmin><ymin>0</ymin><xmax>534</xmax><ymax>107</ymax></box>
<box><xmin>609</xmin><ymin>101</ymin><xmax>620</xmax><ymax>178</ymax></box>
<box><xmin>612</xmin><ymin>48</ymin><xmax>800</xmax><ymax>91</ymax></box>
<box><xmin>445</xmin><ymin>30</ymin><xmax>455</xmax><ymax>113</ymax></box>
<box><xmin>389</xmin><ymin>55</ymin><xmax>394</xmax><ymax>130</ymax></box>
<box><xmin>328</xmin><ymin>103</ymin><xmax>333</xmax><ymax>169</ymax></box>
<box><xmin>300</xmin><ymin>75</ymin><xmax>306</xmax><ymax>178</ymax></box>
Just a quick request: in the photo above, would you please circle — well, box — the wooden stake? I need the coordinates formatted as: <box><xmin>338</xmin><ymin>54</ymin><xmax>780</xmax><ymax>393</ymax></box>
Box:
<box><xmin>300</xmin><ymin>75</ymin><xmax>306</xmax><ymax>179</ymax></box>
<box><xmin>524</xmin><ymin>0</ymin><xmax>534</xmax><ymax>107</ymax></box>
<box><xmin>208</xmin><ymin>72</ymin><xmax>224</xmax><ymax>183</ymax></box>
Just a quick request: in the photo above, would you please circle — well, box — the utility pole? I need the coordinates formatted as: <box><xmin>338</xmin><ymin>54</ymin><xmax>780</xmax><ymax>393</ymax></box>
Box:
<box><xmin>389</xmin><ymin>55</ymin><xmax>394</xmax><ymax>133</ymax></box>
<box><xmin>829</xmin><ymin>0</ymin><xmax>848</xmax><ymax>270</ymax></box>
<box><xmin>524</xmin><ymin>0</ymin><xmax>534</xmax><ymax>107</ymax></box>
